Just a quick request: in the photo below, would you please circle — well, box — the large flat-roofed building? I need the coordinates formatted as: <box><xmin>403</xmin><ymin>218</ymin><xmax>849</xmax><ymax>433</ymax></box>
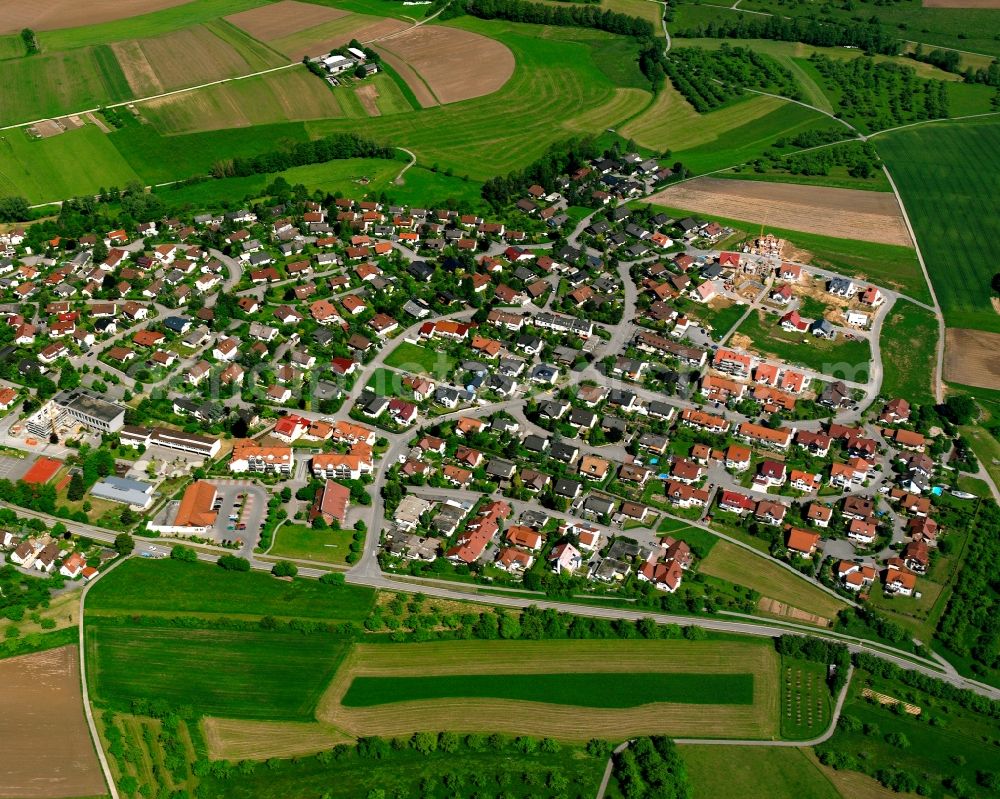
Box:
<box><xmin>91</xmin><ymin>476</ymin><xmax>156</xmax><ymax>510</ymax></box>
<box><xmin>120</xmin><ymin>425</ymin><xmax>221</xmax><ymax>459</ymax></box>
<box><xmin>25</xmin><ymin>388</ymin><xmax>126</xmax><ymax>437</ymax></box>
<box><xmin>147</xmin><ymin>480</ymin><xmax>218</xmax><ymax>536</ymax></box>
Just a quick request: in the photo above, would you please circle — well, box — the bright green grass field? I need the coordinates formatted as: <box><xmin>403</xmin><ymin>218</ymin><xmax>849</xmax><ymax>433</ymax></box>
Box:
<box><xmin>87</xmin><ymin>558</ymin><xmax>375</xmax><ymax>623</ymax></box>
<box><xmin>878</xmin><ymin>300</ymin><xmax>938</xmax><ymax>406</ymax></box>
<box><xmin>779</xmin><ymin>656</ymin><xmax>832</xmax><ymax>740</ymax></box>
<box><xmin>877</xmin><ymin>117</ymin><xmax>1000</xmax><ymax>333</ymax></box>
<box><xmin>645</xmin><ymin>202</ymin><xmax>929</xmax><ymax>303</ymax></box>
<box><xmin>269</xmin><ymin>523</ymin><xmax>356</xmax><ymax>566</ymax></box>
<box><xmin>0</xmin><ymin>45</ymin><xmax>132</xmax><ymax>126</ymax></box>
<box><xmin>0</xmin><ymin>126</ymin><xmax>141</xmax><ymax>204</ymax></box>
<box><xmin>682</xmin><ymin>745</ymin><xmax>840</xmax><ymax>799</ymax></box>
<box><xmin>87</xmin><ymin>622</ymin><xmax>349</xmax><ymax>720</ymax></box>
<box><xmin>342</xmin><ymin>673</ymin><xmax>754</xmax><ymax>708</ymax></box>
<box><xmin>383</xmin><ymin>341</ymin><xmax>455</xmax><ymax>375</ymax></box>
<box><xmin>736</xmin><ymin>310</ymin><xmax>871</xmax><ymax>381</ymax></box>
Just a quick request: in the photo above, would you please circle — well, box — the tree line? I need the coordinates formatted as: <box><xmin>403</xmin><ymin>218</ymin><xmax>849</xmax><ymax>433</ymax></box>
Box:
<box><xmin>211</xmin><ymin>133</ymin><xmax>394</xmax><ymax>180</ymax></box>
<box><xmin>453</xmin><ymin>0</ymin><xmax>655</xmax><ymax>38</ymax></box>
<box><xmin>674</xmin><ymin>14</ymin><xmax>900</xmax><ymax>55</ymax></box>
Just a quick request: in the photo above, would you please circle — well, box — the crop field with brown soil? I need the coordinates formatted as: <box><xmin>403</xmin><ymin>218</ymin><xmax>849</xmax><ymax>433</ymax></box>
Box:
<box><xmin>648</xmin><ymin>177</ymin><xmax>913</xmax><ymax>246</ymax></box>
<box><xmin>0</xmin><ymin>646</ymin><xmax>107</xmax><ymax>798</ymax></box>
<box><xmin>0</xmin><ymin>0</ymin><xmax>193</xmax><ymax>34</ymax></box>
<box><xmin>316</xmin><ymin>640</ymin><xmax>780</xmax><ymax>741</ymax></box>
<box><xmin>201</xmin><ymin>718</ymin><xmax>352</xmax><ymax>761</ymax></box>
<box><xmin>944</xmin><ymin>328</ymin><xmax>1000</xmax><ymax>390</ymax></box>
<box><xmin>141</xmin><ymin>65</ymin><xmax>344</xmax><ymax>133</ymax></box>
<box><xmin>225</xmin><ymin>0</ymin><xmax>349</xmax><ymax>41</ymax></box>
<box><xmin>375</xmin><ymin>25</ymin><xmax>515</xmax><ymax>104</ymax></box>
<box><xmin>270</xmin><ymin>14</ymin><xmax>409</xmax><ymax>60</ymax></box>
<box><xmin>375</xmin><ymin>48</ymin><xmax>438</xmax><ymax>106</ymax></box>
<box><xmin>111</xmin><ymin>22</ymin><xmax>284</xmax><ymax>96</ymax></box>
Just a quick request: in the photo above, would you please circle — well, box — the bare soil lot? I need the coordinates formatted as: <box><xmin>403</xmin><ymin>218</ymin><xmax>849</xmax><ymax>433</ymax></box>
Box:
<box><xmin>648</xmin><ymin>177</ymin><xmax>913</xmax><ymax>246</ymax></box>
<box><xmin>375</xmin><ymin>47</ymin><xmax>437</xmax><ymax>107</ymax></box>
<box><xmin>0</xmin><ymin>645</ymin><xmax>106</xmax><ymax>798</ymax></box>
<box><xmin>355</xmin><ymin>83</ymin><xmax>381</xmax><ymax>116</ymax></box>
<box><xmin>944</xmin><ymin>328</ymin><xmax>1000</xmax><ymax>390</ymax></box>
<box><xmin>202</xmin><ymin>718</ymin><xmax>352</xmax><ymax>761</ymax></box>
<box><xmin>0</xmin><ymin>0</ymin><xmax>191</xmax><ymax>33</ymax></box>
<box><xmin>375</xmin><ymin>25</ymin><xmax>514</xmax><ymax>104</ymax></box>
<box><xmin>226</xmin><ymin>0</ymin><xmax>349</xmax><ymax>41</ymax></box>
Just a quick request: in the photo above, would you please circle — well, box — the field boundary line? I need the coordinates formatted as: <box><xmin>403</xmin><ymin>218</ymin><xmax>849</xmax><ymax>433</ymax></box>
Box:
<box><xmin>79</xmin><ymin>555</ymin><xmax>130</xmax><ymax>799</ymax></box>
<box><xmin>867</xmin><ymin>109</ymin><xmax>1000</xmax><ymax>140</ymax></box>
<box><xmin>879</xmin><ymin>165</ymin><xmax>945</xmax><ymax>403</ymax></box>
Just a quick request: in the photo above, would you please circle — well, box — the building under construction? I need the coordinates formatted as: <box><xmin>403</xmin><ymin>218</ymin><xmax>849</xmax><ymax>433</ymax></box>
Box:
<box><xmin>25</xmin><ymin>389</ymin><xmax>126</xmax><ymax>439</ymax></box>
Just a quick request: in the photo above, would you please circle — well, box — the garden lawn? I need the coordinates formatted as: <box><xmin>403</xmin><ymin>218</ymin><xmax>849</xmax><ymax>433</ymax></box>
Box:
<box><xmin>655</xmin><ymin>518</ymin><xmax>719</xmax><ymax>557</ymax></box>
<box><xmin>878</xmin><ymin>300</ymin><xmax>938</xmax><ymax>406</ymax></box>
<box><xmin>341</xmin><ymin>672</ymin><xmax>754</xmax><ymax>708</ymax></box>
<box><xmin>700</xmin><ymin>540</ymin><xmax>847</xmax><ymax>623</ymax></box>
<box><xmin>682</xmin><ymin>745</ymin><xmax>840</xmax><ymax>799</ymax></box>
<box><xmin>383</xmin><ymin>342</ymin><xmax>455</xmax><ymax>375</ymax></box>
<box><xmin>269</xmin><ymin>523</ymin><xmax>355</xmax><ymax>565</ymax></box>
<box><xmin>736</xmin><ymin>310</ymin><xmax>871</xmax><ymax>381</ymax></box>
<box><xmin>86</xmin><ymin>557</ymin><xmax>375</xmax><ymax>623</ymax></box>
<box><xmin>877</xmin><ymin>117</ymin><xmax>1000</xmax><ymax>333</ymax></box>
<box><xmin>86</xmin><ymin>622</ymin><xmax>349</xmax><ymax>720</ymax></box>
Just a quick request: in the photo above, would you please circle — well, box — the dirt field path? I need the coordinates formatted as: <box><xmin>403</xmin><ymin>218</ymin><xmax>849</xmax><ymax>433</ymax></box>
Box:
<box><xmin>648</xmin><ymin>177</ymin><xmax>913</xmax><ymax>246</ymax></box>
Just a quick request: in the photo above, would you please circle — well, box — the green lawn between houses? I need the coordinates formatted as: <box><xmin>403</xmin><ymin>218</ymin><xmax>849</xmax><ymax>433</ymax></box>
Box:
<box><xmin>268</xmin><ymin>522</ymin><xmax>355</xmax><ymax>566</ymax></box>
<box><xmin>383</xmin><ymin>342</ymin><xmax>456</xmax><ymax>376</ymax></box>
<box><xmin>736</xmin><ymin>309</ymin><xmax>872</xmax><ymax>382</ymax></box>
<box><xmin>878</xmin><ymin>300</ymin><xmax>938</xmax><ymax>407</ymax></box>
<box><xmin>341</xmin><ymin>672</ymin><xmax>755</xmax><ymax>708</ymax></box>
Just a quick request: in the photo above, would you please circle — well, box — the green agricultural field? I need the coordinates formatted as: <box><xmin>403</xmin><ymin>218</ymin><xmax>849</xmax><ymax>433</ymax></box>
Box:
<box><xmin>320</xmin><ymin>639</ymin><xmax>782</xmax><ymax>740</ymax></box>
<box><xmin>87</xmin><ymin>557</ymin><xmax>375</xmax><ymax>623</ymax></box>
<box><xmin>620</xmin><ymin>83</ymin><xmax>834</xmax><ymax>173</ymax></box>
<box><xmin>0</xmin><ymin>125</ymin><xmax>141</xmax><ymax>205</ymax></box>
<box><xmin>153</xmin><ymin>159</ymin><xmax>482</xmax><ymax>213</ymax></box>
<box><xmin>268</xmin><ymin>523</ymin><xmax>355</xmax><ymax>566</ymax></box>
<box><xmin>0</xmin><ymin>45</ymin><xmax>131</xmax><ymax>125</ymax></box>
<box><xmin>681</xmin><ymin>0</ymin><xmax>1000</xmax><ymax>61</ymax></box>
<box><xmin>39</xmin><ymin>0</ymin><xmax>270</xmax><ymax>51</ymax></box>
<box><xmin>700</xmin><ymin>540</ymin><xmax>848</xmax><ymax>623</ymax></box>
<box><xmin>879</xmin><ymin>300</ymin><xmax>938</xmax><ymax>406</ymax></box>
<box><xmin>683</xmin><ymin>745</ymin><xmax>841</xmax><ymax>799</ymax></box>
<box><xmin>384</xmin><ymin>342</ymin><xmax>455</xmax><ymax>375</ymax></box>
<box><xmin>341</xmin><ymin>672</ymin><xmax>754</xmax><ymax>708</ymax></box>
<box><xmin>817</xmin><ymin>670</ymin><xmax>1000</xmax><ymax>798</ymax></box>
<box><xmin>86</xmin><ymin>622</ymin><xmax>349</xmax><ymax>720</ymax></box>
<box><xmin>643</xmin><ymin>202</ymin><xmax>930</xmax><ymax>302</ymax></box>
<box><xmin>877</xmin><ymin>117</ymin><xmax>1000</xmax><ymax>333</ymax></box>
<box><xmin>0</xmin><ymin>35</ymin><xmax>26</xmax><ymax>60</ymax></box>
<box><xmin>736</xmin><ymin>310</ymin><xmax>872</xmax><ymax>381</ymax></box>
<box><xmin>719</xmin><ymin>160</ymin><xmax>892</xmax><ymax>193</ymax></box>
<box><xmin>196</xmin><ymin>741</ymin><xmax>607</xmax><ymax>799</ymax></box>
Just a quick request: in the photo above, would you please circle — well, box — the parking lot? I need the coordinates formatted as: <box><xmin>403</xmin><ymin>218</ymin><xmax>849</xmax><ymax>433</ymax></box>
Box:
<box><xmin>0</xmin><ymin>453</ymin><xmax>32</xmax><ymax>483</ymax></box>
<box><xmin>205</xmin><ymin>481</ymin><xmax>268</xmax><ymax>555</ymax></box>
